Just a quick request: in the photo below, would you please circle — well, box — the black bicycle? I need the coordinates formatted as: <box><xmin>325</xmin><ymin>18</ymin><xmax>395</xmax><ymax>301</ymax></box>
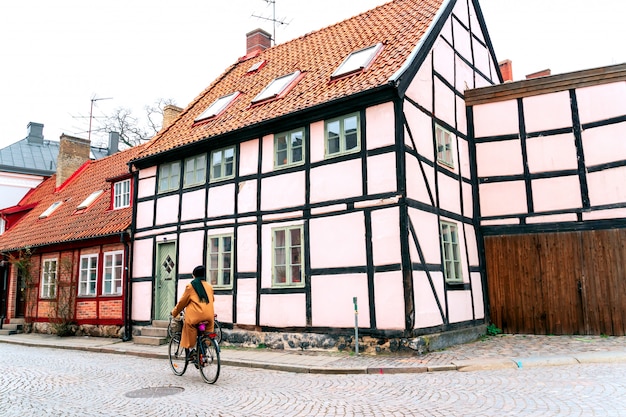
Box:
<box><xmin>168</xmin><ymin>313</ymin><xmax>221</xmax><ymax>384</ymax></box>
<box><xmin>169</xmin><ymin>313</ymin><xmax>222</xmax><ymax>344</ymax></box>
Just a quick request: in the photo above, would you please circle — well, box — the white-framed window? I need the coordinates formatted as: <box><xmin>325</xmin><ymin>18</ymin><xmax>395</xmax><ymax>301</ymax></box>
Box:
<box><xmin>274</xmin><ymin>128</ymin><xmax>304</xmax><ymax>168</ymax></box>
<box><xmin>103</xmin><ymin>251</ymin><xmax>124</xmax><ymax>295</ymax></box>
<box><xmin>0</xmin><ymin>217</ymin><xmax>5</xmax><ymax>235</ymax></box>
<box><xmin>39</xmin><ymin>201</ymin><xmax>62</xmax><ymax>219</ymax></box>
<box><xmin>436</xmin><ymin>125</ymin><xmax>455</xmax><ymax>168</ymax></box>
<box><xmin>195</xmin><ymin>92</ymin><xmax>239</xmax><ymax>122</ymax></box>
<box><xmin>440</xmin><ymin>221</ymin><xmax>462</xmax><ymax>283</ymax></box>
<box><xmin>78</xmin><ymin>254</ymin><xmax>98</xmax><ymax>296</ymax></box>
<box><xmin>158</xmin><ymin>161</ymin><xmax>181</xmax><ymax>193</ymax></box>
<box><xmin>184</xmin><ymin>154</ymin><xmax>207</xmax><ymax>187</ymax></box>
<box><xmin>332</xmin><ymin>43</ymin><xmax>383</xmax><ymax>78</ymax></box>
<box><xmin>77</xmin><ymin>190</ymin><xmax>104</xmax><ymax>210</ymax></box>
<box><xmin>252</xmin><ymin>71</ymin><xmax>301</xmax><ymax>103</ymax></box>
<box><xmin>210</xmin><ymin>146</ymin><xmax>235</xmax><ymax>182</ymax></box>
<box><xmin>325</xmin><ymin>113</ymin><xmax>360</xmax><ymax>158</ymax></box>
<box><xmin>113</xmin><ymin>179</ymin><xmax>131</xmax><ymax>209</ymax></box>
<box><xmin>272</xmin><ymin>225</ymin><xmax>304</xmax><ymax>287</ymax></box>
<box><xmin>41</xmin><ymin>259</ymin><xmax>58</xmax><ymax>299</ymax></box>
<box><xmin>207</xmin><ymin>234</ymin><xmax>233</xmax><ymax>289</ymax></box>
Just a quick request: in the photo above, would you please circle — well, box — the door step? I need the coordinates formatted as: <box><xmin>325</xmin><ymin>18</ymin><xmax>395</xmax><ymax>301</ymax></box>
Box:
<box><xmin>133</xmin><ymin>320</ymin><xmax>169</xmax><ymax>345</ymax></box>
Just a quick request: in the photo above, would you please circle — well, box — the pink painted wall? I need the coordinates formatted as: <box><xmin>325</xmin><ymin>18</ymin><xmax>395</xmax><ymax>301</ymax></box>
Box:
<box><xmin>373</xmin><ymin>271</ymin><xmax>405</xmax><ymax>329</ymax></box>
<box><xmin>576</xmin><ymin>81</ymin><xmax>626</xmax><ymax>124</ymax></box>
<box><xmin>311</xmin><ymin>274</ymin><xmax>370</xmax><ymax>328</ymax></box>
<box><xmin>135</xmin><ymin>200</ymin><xmax>154</xmax><ymax>229</ymax></box>
<box><xmin>366</xmin><ymin>153</ymin><xmax>397</xmax><ymax>195</ymax></box>
<box><xmin>237</xmin><ymin>179</ymin><xmax>257</xmax><ymax>214</ymax></box>
<box><xmin>240</xmin><ymin>138</ymin><xmax>259</xmax><ymax>176</ymax></box>
<box><xmin>309</xmin><ymin>212</ymin><xmax>366</xmax><ymax>269</ymax></box>
<box><xmin>479</xmin><ymin>181</ymin><xmax>527</xmax><ymax>217</ymax></box>
<box><xmin>177</xmin><ymin>230</ymin><xmax>205</xmax><ymax>273</ymax></box>
<box><xmin>309</xmin><ymin>159</ymin><xmax>362</xmax><ymax>204</ymax></box>
<box><xmin>370</xmin><ymin>207</ymin><xmax>401</xmax><ymax>265</ymax></box>
<box><xmin>155</xmin><ymin>194</ymin><xmax>179</xmax><ymax>225</ymax></box>
<box><xmin>131</xmin><ymin>282</ymin><xmax>153</xmax><ymax>321</ymax></box>
<box><xmin>207</xmin><ymin>183</ymin><xmax>235</xmax><ymax>217</ymax></box>
<box><xmin>366</xmin><ymin>102</ymin><xmax>395</xmax><ymax>149</ymax></box>
<box><xmin>236</xmin><ymin>224</ymin><xmax>257</xmax><ymax>272</ymax></box>
<box><xmin>413</xmin><ymin>270</ymin><xmax>445</xmax><ymax>328</ymax></box>
<box><xmin>523</xmin><ymin>91</ymin><xmax>571</xmax><ymax>131</ymax></box>
<box><xmin>181</xmin><ymin>189</ymin><xmax>206</xmax><ymax>221</ymax></box>
<box><xmin>260</xmin><ymin>293</ymin><xmax>306</xmax><ymax>327</ymax></box>
<box><xmin>236</xmin><ymin>279</ymin><xmax>257</xmax><ymax>325</ymax></box>
<box><xmin>261</xmin><ymin>172</ymin><xmax>305</xmax><ymax>211</ymax></box>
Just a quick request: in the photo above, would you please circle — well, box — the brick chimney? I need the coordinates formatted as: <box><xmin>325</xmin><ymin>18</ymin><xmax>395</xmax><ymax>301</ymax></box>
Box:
<box><xmin>499</xmin><ymin>60</ymin><xmax>513</xmax><ymax>82</ymax></box>
<box><xmin>526</xmin><ymin>69</ymin><xmax>551</xmax><ymax>79</ymax></box>
<box><xmin>246</xmin><ymin>28</ymin><xmax>272</xmax><ymax>56</ymax></box>
<box><xmin>56</xmin><ymin>134</ymin><xmax>90</xmax><ymax>188</ymax></box>
<box><xmin>162</xmin><ymin>105</ymin><xmax>183</xmax><ymax>131</ymax></box>
<box><xmin>26</xmin><ymin>122</ymin><xmax>44</xmax><ymax>144</ymax></box>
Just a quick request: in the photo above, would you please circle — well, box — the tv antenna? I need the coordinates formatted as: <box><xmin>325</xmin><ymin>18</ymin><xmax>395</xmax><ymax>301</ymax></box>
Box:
<box><xmin>252</xmin><ymin>0</ymin><xmax>289</xmax><ymax>45</ymax></box>
<box><xmin>88</xmin><ymin>96</ymin><xmax>113</xmax><ymax>142</ymax></box>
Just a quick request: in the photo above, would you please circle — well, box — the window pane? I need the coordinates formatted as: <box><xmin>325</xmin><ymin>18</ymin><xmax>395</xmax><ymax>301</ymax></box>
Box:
<box><xmin>275</xmin><ymin>266</ymin><xmax>286</xmax><ymax>283</ymax></box>
<box><xmin>222</xmin><ymin>270</ymin><xmax>231</xmax><ymax>286</ymax></box>
<box><xmin>275</xmin><ymin>230</ymin><xmax>285</xmax><ymax>247</ymax></box>
<box><xmin>345</xmin><ymin>116</ymin><xmax>358</xmax><ymax>151</ymax></box>
<box><xmin>209</xmin><ymin>270</ymin><xmax>218</xmax><ymax>286</ymax></box>
<box><xmin>277</xmin><ymin>149</ymin><xmax>288</xmax><ymax>166</ymax></box>
<box><xmin>327</xmin><ymin>121</ymin><xmax>340</xmax><ymax>154</ymax></box>
<box><xmin>275</xmin><ymin>248</ymin><xmax>286</xmax><ymax>265</ymax></box>
<box><xmin>291</xmin><ymin>265</ymin><xmax>301</xmax><ymax>283</ymax></box>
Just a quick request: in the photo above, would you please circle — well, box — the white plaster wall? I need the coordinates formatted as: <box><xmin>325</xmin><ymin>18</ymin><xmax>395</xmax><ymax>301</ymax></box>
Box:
<box><xmin>576</xmin><ymin>81</ymin><xmax>626</xmax><ymax>124</ymax></box>
<box><xmin>469</xmin><ymin>5</ymin><xmax>484</xmax><ymax>43</ymax></box>
<box><xmin>309</xmin><ymin>212</ymin><xmax>366</xmax><ymax>269</ymax></box>
<box><xmin>407</xmin><ymin>208</ymin><xmax>440</xmax><ymax>264</ymax></box>
<box><xmin>261</xmin><ymin>171</ymin><xmax>305</xmax><ymax>211</ymax></box>
<box><xmin>526</xmin><ymin>133</ymin><xmax>578</xmax><ymax>173</ymax></box>
<box><xmin>582</xmin><ymin>123</ymin><xmax>626</xmax><ymax>166</ymax></box>
<box><xmin>473</xmin><ymin>100</ymin><xmax>519</xmax><ymax>137</ymax></box>
<box><xmin>137</xmin><ymin>176</ymin><xmax>156</xmax><ymax>199</ymax></box>
<box><xmin>181</xmin><ymin>189</ymin><xmax>206</xmax><ymax>221</ymax></box>
<box><xmin>311</xmin><ymin>274</ymin><xmax>370</xmax><ymax>328</ymax></box>
<box><xmin>370</xmin><ymin>207</ymin><xmax>401</xmax><ymax>265</ymax></box>
<box><xmin>236</xmin><ymin>279</ymin><xmax>257</xmax><ymax>325</ymax></box>
<box><xmin>453</xmin><ymin>0</ymin><xmax>470</xmax><ymax>26</ymax></box>
<box><xmin>135</xmin><ymin>200</ymin><xmax>154</xmax><ymax>229</ymax></box>
<box><xmin>131</xmin><ymin>281</ymin><xmax>152</xmax><ymax>321</ymax></box>
<box><xmin>413</xmin><ymin>270</ymin><xmax>445</xmax><ymax>328</ymax></box>
<box><xmin>178</xmin><ymin>230</ymin><xmax>205</xmax><ymax>274</ymax></box>
<box><xmin>260</xmin><ymin>293</ymin><xmax>306</xmax><ymax>327</ymax></box>
<box><xmin>240</xmin><ymin>138</ymin><xmax>259</xmax><ymax>176</ymax></box>
<box><xmin>476</xmin><ymin>139</ymin><xmax>523</xmax><ymax>177</ymax></box>
<box><xmin>207</xmin><ymin>183</ymin><xmax>235</xmax><ymax>217</ymax></box>
<box><xmin>531</xmin><ymin>176</ymin><xmax>582</xmax><ymax>212</ymax></box>
<box><xmin>365</xmin><ymin>102</ymin><xmax>395</xmax><ymax>150</ymax></box>
<box><xmin>479</xmin><ymin>181</ymin><xmax>527</xmax><ymax>217</ymax></box>
<box><xmin>310</xmin><ymin>159</ymin><xmax>362</xmax><ymax>204</ymax></box>
<box><xmin>237</xmin><ymin>224</ymin><xmax>258</xmax><ymax>272</ymax></box>
<box><xmin>523</xmin><ymin>91</ymin><xmax>572</xmax><ymax>132</ymax></box>
<box><xmin>366</xmin><ymin>153</ymin><xmax>397</xmax><ymax>195</ymax></box>
<box><xmin>132</xmin><ymin>238</ymin><xmax>154</xmax><ymax>277</ymax></box>
<box><xmin>373</xmin><ymin>271</ymin><xmax>405</xmax><ymax>329</ymax></box>
<box><xmin>155</xmin><ymin>195</ymin><xmax>179</xmax><ymax>225</ymax></box>
<box><xmin>447</xmin><ymin>290</ymin><xmax>473</xmax><ymax>323</ymax></box>
<box><xmin>237</xmin><ymin>179</ymin><xmax>257</xmax><ymax>214</ymax></box>
<box><xmin>587</xmin><ymin>166</ymin><xmax>626</xmax><ymax>207</ymax></box>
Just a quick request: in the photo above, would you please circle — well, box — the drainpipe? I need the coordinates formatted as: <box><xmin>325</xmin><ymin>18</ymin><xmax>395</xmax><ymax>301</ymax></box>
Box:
<box><xmin>122</xmin><ymin>230</ymin><xmax>132</xmax><ymax>341</ymax></box>
<box><xmin>0</xmin><ymin>258</ymin><xmax>7</xmax><ymax>330</ymax></box>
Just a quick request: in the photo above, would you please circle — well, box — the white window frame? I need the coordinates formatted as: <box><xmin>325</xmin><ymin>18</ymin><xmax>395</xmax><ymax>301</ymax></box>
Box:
<box><xmin>252</xmin><ymin>71</ymin><xmax>301</xmax><ymax>103</ymax></box>
<box><xmin>210</xmin><ymin>146</ymin><xmax>236</xmax><ymax>182</ymax></box>
<box><xmin>78</xmin><ymin>254</ymin><xmax>98</xmax><ymax>296</ymax></box>
<box><xmin>39</xmin><ymin>201</ymin><xmax>62</xmax><ymax>219</ymax></box>
<box><xmin>103</xmin><ymin>250</ymin><xmax>124</xmax><ymax>295</ymax></box>
<box><xmin>183</xmin><ymin>154</ymin><xmax>207</xmax><ymax>188</ymax></box>
<box><xmin>207</xmin><ymin>234</ymin><xmax>234</xmax><ymax>289</ymax></box>
<box><xmin>0</xmin><ymin>217</ymin><xmax>5</xmax><ymax>235</ymax></box>
<box><xmin>272</xmin><ymin>225</ymin><xmax>304</xmax><ymax>287</ymax></box>
<box><xmin>325</xmin><ymin>113</ymin><xmax>360</xmax><ymax>158</ymax></box>
<box><xmin>113</xmin><ymin>179</ymin><xmax>131</xmax><ymax>209</ymax></box>
<box><xmin>77</xmin><ymin>190</ymin><xmax>104</xmax><ymax>210</ymax></box>
<box><xmin>41</xmin><ymin>259</ymin><xmax>58</xmax><ymax>299</ymax></box>
<box><xmin>332</xmin><ymin>43</ymin><xmax>382</xmax><ymax>78</ymax></box>
<box><xmin>158</xmin><ymin>161</ymin><xmax>181</xmax><ymax>193</ymax></box>
<box><xmin>436</xmin><ymin>124</ymin><xmax>455</xmax><ymax>168</ymax></box>
<box><xmin>274</xmin><ymin>128</ymin><xmax>305</xmax><ymax>169</ymax></box>
<box><xmin>440</xmin><ymin>221</ymin><xmax>463</xmax><ymax>283</ymax></box>
<box><xmin>195</xmin><ymin>92</ymin><xmax>239</xmax><ymax>122</ymax></box>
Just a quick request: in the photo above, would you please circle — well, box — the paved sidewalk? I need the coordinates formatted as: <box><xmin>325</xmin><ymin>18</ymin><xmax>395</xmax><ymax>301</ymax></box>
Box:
<box><xmin>0</xmin><ymin>332</ymin><xmax>625</xmax><ymax>374</ymax></box>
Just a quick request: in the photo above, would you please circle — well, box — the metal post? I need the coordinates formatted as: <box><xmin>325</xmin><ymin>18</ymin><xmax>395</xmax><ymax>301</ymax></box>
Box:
<box><xmin>353</xmin><ymin>296</ymin><xmax>359</xmax><ymax>355</ymax></box>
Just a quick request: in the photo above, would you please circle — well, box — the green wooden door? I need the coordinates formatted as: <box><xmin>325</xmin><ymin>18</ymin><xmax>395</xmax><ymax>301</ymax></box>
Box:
<box><xmin>155</xmin><ymin>242</ymin><xmax>177</xmax><ymax>320</ymax></box>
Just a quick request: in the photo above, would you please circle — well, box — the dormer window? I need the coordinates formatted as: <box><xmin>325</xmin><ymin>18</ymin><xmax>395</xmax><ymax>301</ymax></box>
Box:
<box><xmin>113</xmin><ymin>179</ymin><xmax>131</xmax><ymax>209</ymax></box>
<box><xmin>77</xmin><ymin>190</ymin><xmax>104</xmax><ymax>210</ymax></box>
<box><xmin>332</xmin><ymin>43</ymin><xmax>383</xmax><ymax>78</ymax></box>
<box><xmin>39</xmin><ymin>201</ymin><xmax>62</xmax><ymax>219</ymax></box>
<box><xmin>195</xmin><ymin>92</ymin><xmax>240</xmax><ymax>122</ymax></box>
<box><xmin>252</xmin><ymin>71</ymin><xmax>301</xmax><ymax>103</ymax></box>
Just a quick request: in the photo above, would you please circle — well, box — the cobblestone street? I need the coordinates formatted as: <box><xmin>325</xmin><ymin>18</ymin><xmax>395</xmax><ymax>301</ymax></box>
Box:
<box><xmin>1</xmin><ymin>343</ymin><xmax>626</xmax><ymax>416</ymax></box>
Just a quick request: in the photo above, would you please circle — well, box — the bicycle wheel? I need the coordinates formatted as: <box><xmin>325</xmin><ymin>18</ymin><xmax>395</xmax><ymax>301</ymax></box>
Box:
<box><xmin>198</xmin><ymin>336</ymin><xmax>220</xmax><ymax>384</ymax></box>
<box><xmin>168</xmin><ymin>336</ymin><xmax>188</xmax><ymax>376</ymax></box>
<box><xmin>214</xmin><ymin>319</ymin><xmax>223</xmax><ymax>344</ymax></box>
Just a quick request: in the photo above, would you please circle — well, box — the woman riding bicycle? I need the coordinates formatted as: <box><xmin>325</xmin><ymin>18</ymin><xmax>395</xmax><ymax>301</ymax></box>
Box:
<box><xmin>171</xmin><ymin>265</ymin><xmax>215</xmax><ymax>356</ymax></box>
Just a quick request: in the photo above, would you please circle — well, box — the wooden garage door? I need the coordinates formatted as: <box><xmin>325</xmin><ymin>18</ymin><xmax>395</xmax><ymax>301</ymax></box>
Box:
<box><xmin>485</xmin><ymin>229</ymin><xmax>626</xmax><ymax>336</ymax></box>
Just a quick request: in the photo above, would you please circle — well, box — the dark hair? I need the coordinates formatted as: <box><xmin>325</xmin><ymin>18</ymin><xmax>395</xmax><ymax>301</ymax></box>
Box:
<box><xmin>192</xmin><ymin>265</ymin><xmax>206</xmax><ymax>278</ymax></box>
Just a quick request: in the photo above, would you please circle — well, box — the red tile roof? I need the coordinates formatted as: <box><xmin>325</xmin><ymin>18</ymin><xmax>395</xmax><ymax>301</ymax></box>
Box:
<box><xmin>0</xmin><ymin>145</ymin><xmax>144</xmax><ymax>252</ymax></box>
<box><xmin>135</xmin><ymin>0</ymin><xmax>444</xmax><ymax>160</ymax></box>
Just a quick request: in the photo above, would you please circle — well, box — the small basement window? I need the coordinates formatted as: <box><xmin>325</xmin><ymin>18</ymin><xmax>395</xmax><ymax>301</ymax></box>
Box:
<box><xmin>332</xmin><ymin>43</ymin><xmax>383</xmax><ymax>78</ymax></box>
<box><xmin>252</xmin><ymin>71</ymin><xmax>301</xmax><ymax>103</ymax></box>
<box><xmin>195</xmin><ymin>92</ymin><xmax>239</xmax><ymax>122</ymax></box>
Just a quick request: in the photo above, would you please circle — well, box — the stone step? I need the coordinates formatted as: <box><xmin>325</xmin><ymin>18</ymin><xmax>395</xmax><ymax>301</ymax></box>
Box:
<box><xmin>141</xmin><ymin>327</ymin><xmax>168</xmax><ymax>337</ymax></box>
<box><xmin>152</xmin><ymin>320</ymin><xmax>170</xmax><ymax>329</ymax></box>
<box><xmin>0</xmin><ymin>329</ymin><xmax>17</xmax><ymax>336</ymax></box>
<box><xmin>133</xmin><ymin>335</ymin><xmax>167</xmax><ymax>346</ymax></box>
<box><xmin>1</xmin><ymin>323</ymin><xmax>23</xmax><ymax>331</ymax></box>
<box><xmin>9</xmin><ymin>318</ymin><xmax>26</xmax><ymax>325</ymax></box>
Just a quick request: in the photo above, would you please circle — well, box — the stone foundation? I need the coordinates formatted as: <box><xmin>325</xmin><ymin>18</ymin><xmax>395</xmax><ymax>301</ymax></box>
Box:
<box><xmin>29</xmin><ymin>322</ymin><xmax>122</xmax><ymax>338</ymax></box>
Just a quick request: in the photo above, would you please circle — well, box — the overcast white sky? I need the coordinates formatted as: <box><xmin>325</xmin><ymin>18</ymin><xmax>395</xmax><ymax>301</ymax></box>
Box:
<box><xmin>1</xmin><ymin>0</ymin><xmax>625</xmax><ymax>149</ymax></box>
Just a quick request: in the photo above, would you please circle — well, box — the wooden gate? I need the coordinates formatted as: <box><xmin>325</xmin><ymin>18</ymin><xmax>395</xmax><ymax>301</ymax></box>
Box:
<box><xmin>485</xmin><ymin>229</ymin><xmax>626</xmax><ymax>336</ymax></box>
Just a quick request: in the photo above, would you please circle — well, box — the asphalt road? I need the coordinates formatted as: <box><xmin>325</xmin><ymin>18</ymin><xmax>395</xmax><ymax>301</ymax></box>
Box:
<box><xmin>1</xmin><ymin>344</ymin><xmax>625</xmax><ymax>416</ymax></box>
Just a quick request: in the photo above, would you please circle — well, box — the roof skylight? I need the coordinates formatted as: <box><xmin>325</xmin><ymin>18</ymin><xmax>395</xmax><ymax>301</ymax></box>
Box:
<box><xmin>39</xmin><ymin>201</ymin><xmax>62</xmax><ymax>219</ymax></box>
<box><xmin>252</xmin><ymin>71</ymin><xmax>301</xmax><ymax>103</ymax></box>
<box><xmin>77</xmin><ymin>190</ymin><xmax>104</xmax><ymax>210</ymax></box>
<box><xmin>195</xmin><ymin>92</ymin><xmax>240</xmax><ymax>122</ymax></box>
<box><xmin>247</xmin><ymin>60</ymin><xmax>266</xmax><ymax>73</ymax></box>
<box><xmin>332</xmin><ymin>43</ymin><xmax>383</xmax><ymax>78</ymax></box>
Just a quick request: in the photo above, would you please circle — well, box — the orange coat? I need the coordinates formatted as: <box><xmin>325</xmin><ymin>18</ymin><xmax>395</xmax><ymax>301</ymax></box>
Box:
<box><xmin>171</xmin><ymin>281</ymin><xmax>215</xmax><ymax>349</ymax></box>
